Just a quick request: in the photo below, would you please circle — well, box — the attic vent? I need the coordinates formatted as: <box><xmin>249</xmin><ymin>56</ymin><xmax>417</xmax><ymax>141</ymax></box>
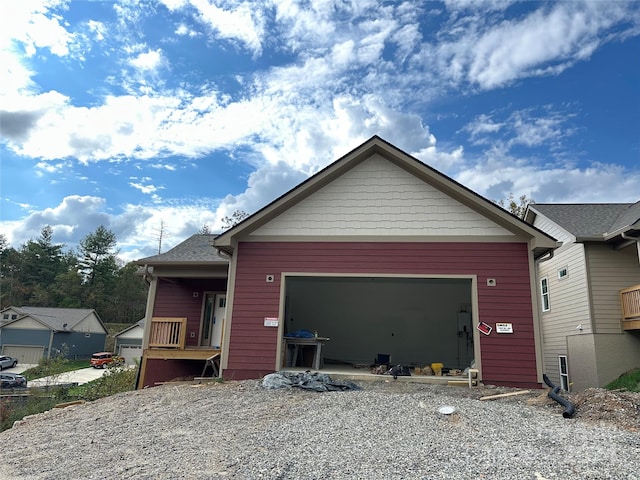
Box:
<box><xmin>63</xmin><ymin>323</ymin><xmax>68</xmax><ymax>329</ymax></box>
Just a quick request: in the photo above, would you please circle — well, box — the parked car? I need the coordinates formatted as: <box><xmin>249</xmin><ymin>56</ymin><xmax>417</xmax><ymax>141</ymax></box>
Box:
<box><xmin>90</xmin><ymin>352</ymin><xmax>124</xmax><ymax>369</ymax></box>
<box><xmin>0</xmin><ymin>355</ymin><xmax>18</xmax><ymax>370</ymax></box>
<box><xmin>0</xmin><ymin>372</ymin><xmax>27</xmax><ymax>389</ymax></box>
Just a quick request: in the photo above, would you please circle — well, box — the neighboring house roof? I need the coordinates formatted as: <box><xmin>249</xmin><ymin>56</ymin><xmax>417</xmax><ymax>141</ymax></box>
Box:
<box><xmin>215</xmin><ymin>135</ymin><xmax>559</xmax><ymax>258</ymax></box>
<box><xmin>136</xmin><ymin>234</ymin><xmax>228</xmax><ymax>266</ymax></box>
<box><xmin>0</xmin><ymin>306</ymin><xmax>107</xmax><ymax>333</ymax></box>
<box><xmin>526</xmin><ymin>202</ymin><xmax>640</xmax><ymax>241</ymax></box>
<box><xmin>114</xmin><ymin>319</ymin><xmax>145</xmax><ymax>337</ymax></box>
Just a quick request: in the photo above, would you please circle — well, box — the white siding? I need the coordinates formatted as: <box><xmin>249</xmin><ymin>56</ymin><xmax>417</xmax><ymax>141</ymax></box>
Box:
<box><xmin>586</xmin><ymin>244</ymin><xmax>640</xmax><ymax>334</ymax></box>
<box><xmin>532</xmin><ymin>214</ymin><xmax>575</xmax><ymax>245</ymax></box>
<box><xmin>8</xmin><ymin>317</ymin><xmax>49</xmax><ymax>330</ymax></box>
<box><xmin>251</xmin><ymin>154</ymin><xmax>514</xmax><ymax>237</ymax></box>
<box><xmin>116</xmin><ymin>326</ymin><xmax>143</xmax><ymax>340</ymax></box>
<box><xmin>537</xmin><ymin>243</ymin><xmax>591</xmax><ymax>382</ymax></box>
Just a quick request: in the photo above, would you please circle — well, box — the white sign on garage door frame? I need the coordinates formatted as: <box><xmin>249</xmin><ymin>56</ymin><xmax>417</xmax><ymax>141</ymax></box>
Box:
<box><xmin>118</xmin><ymin>345</ymin><xmax>142</xmax><ymax>365</ymax></box>
<box><xmin>2</xmin><ymin>345</ymin><xmax>45</xmax><ymax>365</ymax></box>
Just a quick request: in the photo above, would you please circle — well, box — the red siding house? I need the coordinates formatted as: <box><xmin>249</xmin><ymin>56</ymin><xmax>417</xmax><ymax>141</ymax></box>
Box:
<box><xmin>135</xmin><ymin>234</ymin><xmax>229</xmax><ymax>388</ymax></box>
<box><xmin>213</xmin><ymin>136</ymin><xmax>558</xmax><ymax>388</ymax></box>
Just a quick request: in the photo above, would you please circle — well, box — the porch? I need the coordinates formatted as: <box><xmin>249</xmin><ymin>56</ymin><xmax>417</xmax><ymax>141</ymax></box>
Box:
<box><xmin>138</xmin><ymin>317</ymin><xmax>221</xmax><ymax>388</ymax></box>
<box><xmin>620</xmin><ymin>284</ymin><xmax>640</xmax><ymax>330</ymax></box>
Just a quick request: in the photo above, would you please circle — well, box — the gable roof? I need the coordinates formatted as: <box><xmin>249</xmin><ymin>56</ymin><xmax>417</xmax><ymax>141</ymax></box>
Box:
<box><xmin>1</xmin><ymin>307</ymin><xmax>105</xmax><ymax>332</ymax></box>
<box><xmin>135</xmin><ymin>234</ymin><xmax>228</xmax><ymax>266</ymax></box>
<box><xmin>114</xmin><ymin>319</ymin><xmax>145</xmax><ymax>337</ymax></box>
<box><xmin>526</xmin><ymin>202</ymin><xmax>640</xmax><ymax>241</ymax></box>
<box><xmin>215</xmin><ymin>135</ymin><xmax>558</xmax><ymax>258</ymax></box>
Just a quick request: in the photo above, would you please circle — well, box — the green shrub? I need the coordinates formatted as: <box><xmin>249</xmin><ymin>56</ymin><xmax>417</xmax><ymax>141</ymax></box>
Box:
<box><xmin>1</xmin><ymin>396</ymin><xmax>59</xmax><ymax>432</ymax></box>
<box><xmin>1</xmin><ymin>364</ymin><xmax>139</xmax><ymax>432</ymax></box>
<box><xmin>71</xmin><ymin>364</ymin><xmax>138</xmax><ymax>402</ymax></box>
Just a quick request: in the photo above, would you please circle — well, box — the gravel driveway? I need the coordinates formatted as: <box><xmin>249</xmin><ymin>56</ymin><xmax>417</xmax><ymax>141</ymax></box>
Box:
<box><xmin>0</xmin><ymin>377</ymin><xmax>638</xmax><ymax>480</ymax></box>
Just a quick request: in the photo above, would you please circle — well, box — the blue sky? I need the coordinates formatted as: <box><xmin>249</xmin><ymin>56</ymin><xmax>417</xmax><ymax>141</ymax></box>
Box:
<box><xmin>1</xmin><ymin>0</ymin><xmax>639</xmax><ymax>262</ymax></box>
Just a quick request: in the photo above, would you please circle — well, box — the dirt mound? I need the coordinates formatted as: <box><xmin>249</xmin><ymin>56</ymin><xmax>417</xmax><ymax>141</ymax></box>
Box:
<box><xmin>567</xmin><ymin>388</ymin><xmax>640</xmax><ymax>431</ymax></box>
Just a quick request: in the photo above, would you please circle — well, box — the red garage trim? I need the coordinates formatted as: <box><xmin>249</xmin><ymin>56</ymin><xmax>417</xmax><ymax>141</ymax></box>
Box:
<box><xmin>223</xmin><ymin>241</ymin><xmax>540</xmax><ymax>388</ymax></box>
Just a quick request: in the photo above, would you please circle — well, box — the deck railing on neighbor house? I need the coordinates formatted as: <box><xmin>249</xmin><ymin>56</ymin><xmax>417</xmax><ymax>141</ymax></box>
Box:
<box><xmin>149</xmin><ymin>317</ymin><xmax>187</xmax><ymax>349</ymax></box>
<box><xmin>620</xmin><ymin>285</ymin><xmax>640</xmax><ymax>328</ymax></box>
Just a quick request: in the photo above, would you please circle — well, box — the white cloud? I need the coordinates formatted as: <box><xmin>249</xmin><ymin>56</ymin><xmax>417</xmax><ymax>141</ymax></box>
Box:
<box><xmin>0</xmin><ymin>0</ymin><xmax>74</xmax><ymax>58</ymax></box>
<box><xmin>440</xmin><ymin>1</ymin><xmax>639</xmax><ymax>89</ymax></box>
<box><xmin>129</xmin><ymin>48</ymin><xmax>166</xmax><ymax>72</ymax></box>
<box><xmin>130</xmin><ymin>181</ymin><xmax>162</xmax><ymax>195</ymax></box>
<box><xmin>188</xmin><ymin>0</ymin><xmax>265</xmax><ymax>55</ymax></box>
<box><xmin>462</xmin><ymin>107</ymin><xmax>576</xmax><ymax>153</ymax></box>
<box><xmin>463</xmin><ymin>114</ymin><xmax>505</xmax><ymax>142</ymax></box>
<box><xmin>456</xmin><ymin>154</ymin><xmax>640</xmax><ymax>205</ymax></box>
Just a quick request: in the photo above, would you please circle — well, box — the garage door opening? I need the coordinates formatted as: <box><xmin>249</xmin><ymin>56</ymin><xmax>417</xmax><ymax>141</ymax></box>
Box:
<box><xmin>282</xmin><ymin>275</ymin><xmax>475</xmax><ymax>372</ymax></box>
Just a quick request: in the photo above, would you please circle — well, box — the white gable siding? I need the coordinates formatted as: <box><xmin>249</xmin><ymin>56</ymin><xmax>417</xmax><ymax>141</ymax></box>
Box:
<box><xmin>74</xmin><ymin>313</ymin><xmax>105</xmax><ymax>333</ymax></box>
<box><xmin>537</xmin><ymin>243</ymin><xmax>591</xmax><ymax>381</ymax></box>
<box><xmin>586</xmin><ymin>244</ymin><xmax>640</xmax><ymax>334</ymax></box>
<box><xmin>532</xmin><ymin>214</ymin><xmax>575</xmax><ymax>245</ymax></box>
<box><xmin>117</xmin><ymin>326</ymin><xmax>143</xmax><ymax>340</ymax></box>
<box><xmin>251</xmin><ymin>154</ymin><xmax>513</xmax><ymax>237</ymax></box>
<box><xmin>1</xmin><ymin>308</ymin><xmax>22</xmax><ymax>323</ymax></box>
<box><xmin>8</xmin><ymin>317</ymin><xmax>50</xmax><ymax>330</ymax></box>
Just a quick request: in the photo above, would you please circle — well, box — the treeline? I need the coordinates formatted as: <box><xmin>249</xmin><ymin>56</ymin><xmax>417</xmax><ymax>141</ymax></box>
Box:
<box><xmin>0</xmin><ymin>225</ymin><xmax>148</xmax><ymax>324</ymax></box>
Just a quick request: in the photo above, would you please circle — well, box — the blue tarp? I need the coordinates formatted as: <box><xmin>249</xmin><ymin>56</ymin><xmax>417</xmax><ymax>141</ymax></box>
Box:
<box><xmin>284</xmin><ymin>329</ymin><xmax>315</xmax><ymax>338</ymax></box>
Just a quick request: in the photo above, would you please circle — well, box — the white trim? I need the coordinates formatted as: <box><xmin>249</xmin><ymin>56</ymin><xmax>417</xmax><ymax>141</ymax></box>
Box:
<box><xmin>540</xmin><ymin>276</ymin><xmax>550</xmax><ymax>312</ymax></box>
<box><xmin>558</xmin><ymin>355</ymin><xmax>570</xmax><ymax>392</ymax></box>
<box><xmin>275</xmin><ymin>272</ymin><xmax>481</xmax><ymax>379</ymax></box>
<box><xmin>557</xmin><ymin>266</ymin><xmax>569</xmax><ymax>280</ymax></box>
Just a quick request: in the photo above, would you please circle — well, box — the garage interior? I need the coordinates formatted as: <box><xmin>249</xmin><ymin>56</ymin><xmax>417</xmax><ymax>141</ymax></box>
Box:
<box><xmin>283</xmin><ymin>276</ymin><xmax>475</xmax><ymax>374</ymax></box>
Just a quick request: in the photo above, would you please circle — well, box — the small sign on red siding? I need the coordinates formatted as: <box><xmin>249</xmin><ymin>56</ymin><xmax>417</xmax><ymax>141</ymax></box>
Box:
<box><xmin>495</xmin><ymin>322</ymin><xmax>514</xmax><ymax>333</ymax></box>
<box><xmin>264</xmin><ymin>317</ymin><xmax>279</xmax><ymax>327</ymax></box>
<box><xmin>477</xmin><ymin>322</ymin><xmax>492</xmax><ymax>335</ymax></box>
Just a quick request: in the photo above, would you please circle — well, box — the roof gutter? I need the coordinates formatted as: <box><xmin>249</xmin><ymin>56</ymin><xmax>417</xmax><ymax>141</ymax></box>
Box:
<box><xmin>535</xmin><ymin>248</ymin><xmax>554</xmax><ymax>265</ymax></box>
<box><xmin>215</xmin><ymin>247</ymin><xmax>233</xmax><ymax>259</ymax></box>
<box><xmin>620</xmin><ymin>232</ymin><xmax>640</xmax><ymax>260</ymax></box>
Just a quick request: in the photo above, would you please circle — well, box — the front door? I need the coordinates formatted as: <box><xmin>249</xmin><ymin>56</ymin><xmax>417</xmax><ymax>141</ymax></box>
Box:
<box><xmin>201</xmin><ymin>293</ymin><xmax>226</xmax><ymax>348</ymax></box>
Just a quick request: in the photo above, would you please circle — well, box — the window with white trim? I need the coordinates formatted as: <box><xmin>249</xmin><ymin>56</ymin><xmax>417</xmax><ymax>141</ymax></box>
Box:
<box><xmin>558</xmin><ymin>355</ymin><xmax>569</xmax><ymax>392</ymax></box>
<box><xmin>557</xmin><ymin>266</ymin><xmax>568</xmax><ymax>280</ymax></box>
<box><xmin>540</xmin><ymin>277</ymin><xmax>550</xmax><ymax>312</ymax></box>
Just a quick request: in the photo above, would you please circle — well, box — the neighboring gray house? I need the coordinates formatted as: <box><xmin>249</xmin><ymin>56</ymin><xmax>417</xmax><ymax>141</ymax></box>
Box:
<box><xmin>524</xmin><ymin>202</ymin><xmax>640</xmax><ymax>391</ymax></box>
<box><xmin>0</xmin><ymin>307</ymin><xmax>108</xmax><ymax>364</ymax></box>
<box><xmin>114</xmin><ymin>319</ymin><xmax>144</xmax><ymax>365</ymax></box>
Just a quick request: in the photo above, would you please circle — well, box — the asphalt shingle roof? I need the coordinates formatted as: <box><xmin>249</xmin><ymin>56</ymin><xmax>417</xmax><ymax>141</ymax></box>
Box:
<box><xmin>532</xmin><ymin>202</ymin><xmax>640</xmax><ymax>238</ymax></box>
<box><xmin>13</xmin><ymin>307</ymin><xmax>96</xmax><ymax>331</ymax></box>
<box><xmin>136</xmin><ymin>234</ymin><xmax>228</xmax><ymax>264</ymax></box>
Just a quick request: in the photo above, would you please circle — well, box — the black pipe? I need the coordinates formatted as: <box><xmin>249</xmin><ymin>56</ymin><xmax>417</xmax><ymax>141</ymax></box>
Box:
<box><xmin>543</xmin><ymin>374</ymin><xmax>576</xmax><ymax>418</ymax></box>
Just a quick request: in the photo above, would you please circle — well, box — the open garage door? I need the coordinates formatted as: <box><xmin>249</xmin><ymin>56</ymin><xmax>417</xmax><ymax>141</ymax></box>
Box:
<box><xmin>2</xmin><ymin>345</ymin><xmax>45</xmax><ymax>365</ymax></box>
<box><xmin>283</xmin><ymin>276</ymin><xmax>475</xmax><ymax>371</ymax></box>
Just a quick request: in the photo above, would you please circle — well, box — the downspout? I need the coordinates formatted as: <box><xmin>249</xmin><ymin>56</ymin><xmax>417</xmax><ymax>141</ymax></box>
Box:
<box><xmin>47</xmin><ymin>330</ymin><xmax>55</xmax><ymax>360</ymax></box>
<box><xmin>530</xmin><ymin>248</ymin><xmax>555</xmax><ymax>385</ymax></box>
<box><xmin>543</xmin><ymin>374</ymin><xmax>576</xmax><ymax>418</ymax></box>
<box><xmin>621</xmin><ymin>232</ymin><xmax>640</xmax><ymax>263</ymax></box>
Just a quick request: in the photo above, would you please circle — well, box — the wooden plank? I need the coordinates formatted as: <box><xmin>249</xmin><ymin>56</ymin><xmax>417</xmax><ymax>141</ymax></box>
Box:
<box><xmin>54</xmin><ymin>400</ymin><xmax>86</xmax><ymax>409</ymax></box>
<box><xmin>447</xmin><ymin>380</ymin><xmax>469</xmax><ymax>387</ymax></box>
<box><xmin>479</xmin><ymin>390</ymin><xmax>531</xmax><ymax>401</ymax></box>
